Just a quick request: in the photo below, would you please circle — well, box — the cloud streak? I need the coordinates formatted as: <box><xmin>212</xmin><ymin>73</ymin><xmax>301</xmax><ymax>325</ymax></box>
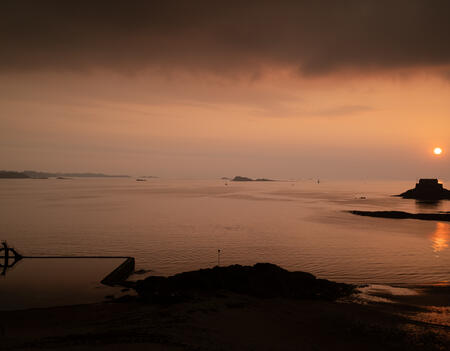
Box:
<box><xmin>1</xmin><ymin>0</ymin><xmax>450</xmax><ymax>76</ymax></box>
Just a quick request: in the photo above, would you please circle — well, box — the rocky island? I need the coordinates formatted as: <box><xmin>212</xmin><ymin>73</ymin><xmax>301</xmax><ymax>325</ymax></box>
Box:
<box><xmin>232</xmin><ymin>176</ymin><xmax>275</xmax><ymax>182</ymax></box>
<box><xmin>397</xmin><ymin>178</ymin><xmax>450</xmax><ymax>200</ymax></box>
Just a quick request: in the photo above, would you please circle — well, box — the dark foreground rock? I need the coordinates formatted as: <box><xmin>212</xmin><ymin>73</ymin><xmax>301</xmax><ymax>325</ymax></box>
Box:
<box><xmin>349</xmin><ymin>210</ymin><xmax>450</xmax><ymax>222</ymax></box>
<box><xmin>135</xmin><ymin>263</ymin><xmax>354</xmax><ymax>302</ymax></box>
<box><xmin>398</xmin><ymin>179</ymin><xmax>450</xmax><ymax>200</ymax></box>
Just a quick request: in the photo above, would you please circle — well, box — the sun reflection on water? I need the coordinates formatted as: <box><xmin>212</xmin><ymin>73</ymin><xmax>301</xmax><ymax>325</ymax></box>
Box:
<box><xmin>431</xmin><ymin>222</ymin><xmax>449</xmax><ymax>253</ymax></box>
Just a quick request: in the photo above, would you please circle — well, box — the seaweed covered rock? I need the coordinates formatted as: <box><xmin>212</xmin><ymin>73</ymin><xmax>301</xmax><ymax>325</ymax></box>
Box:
<box><xmin>349</xmin><ymin>210</ymin><xmax>450</xmax><ymax>222</ymax></box>
<box><xmin>135</xmin><ymin>263</ymin><xmax>354</xmax><ymax>303</ymax></box>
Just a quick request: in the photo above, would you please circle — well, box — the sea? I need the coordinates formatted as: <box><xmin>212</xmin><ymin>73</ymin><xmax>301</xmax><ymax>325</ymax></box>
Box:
<box><xmin>1</xmin><ymin>178</ymin><xmax>449</xmax><ymax>310</ymax></box>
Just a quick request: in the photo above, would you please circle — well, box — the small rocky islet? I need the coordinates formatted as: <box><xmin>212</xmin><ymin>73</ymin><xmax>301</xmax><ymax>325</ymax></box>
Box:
<box><xmin>232</xmin><ymin>176</ymin><xmax>275</xmax><ymax>181</ymax></box>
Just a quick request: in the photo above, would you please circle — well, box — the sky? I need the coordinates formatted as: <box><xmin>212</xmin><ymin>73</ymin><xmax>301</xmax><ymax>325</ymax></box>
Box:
<box><xmin>1</xmin><ymin>1</ymin><xmax>449</xmax><ymax>179</ymax></box>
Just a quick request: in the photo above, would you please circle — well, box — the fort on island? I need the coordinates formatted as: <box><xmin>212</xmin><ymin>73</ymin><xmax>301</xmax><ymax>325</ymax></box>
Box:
<box><xmin>398</xmin><ymin>178</ymin><xmax>450</xmax><ymax>200</ymax></box>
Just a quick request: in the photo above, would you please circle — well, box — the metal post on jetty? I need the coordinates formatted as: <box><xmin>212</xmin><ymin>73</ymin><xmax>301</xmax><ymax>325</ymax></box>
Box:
<box><xmin>0</xmin><ymin>241</ymin><xmax>23</xmax><ymax>276</ymax></box>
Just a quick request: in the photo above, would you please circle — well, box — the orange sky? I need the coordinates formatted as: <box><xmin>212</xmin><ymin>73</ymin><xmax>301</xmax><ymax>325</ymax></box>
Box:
<box><xmin>1</xmin><ymin>68</ymin><xmax>449</xmax><ymax>179</ymax></box>
<box><xmin>0</xmin><ymin>2</ymin><xmax>449</xmax><ymax>179</ymax></box>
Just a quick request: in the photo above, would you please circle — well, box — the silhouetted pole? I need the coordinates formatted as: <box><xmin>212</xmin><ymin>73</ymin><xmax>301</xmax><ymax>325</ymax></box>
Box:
<box><xmin>217</xmin><ymin>249</ymin><xmax>221</xmax><ymax>266</ymax></box>
<box><xmin>1</xmin><ymin>241</ymin><xmax>8</xmax><ymax>263</ymax></box>
<box><xmin>1</xmin><ymin>241</ymin><xmax>8</xmax><ymax>276</ymax></box>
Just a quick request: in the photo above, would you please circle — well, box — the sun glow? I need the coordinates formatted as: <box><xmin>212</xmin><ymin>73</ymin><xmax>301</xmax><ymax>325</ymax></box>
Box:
<box><xmin>433</xmin><ymin>147</ymin><xmax>442</xmax><ymax>155</ymax></box>
<box><xmin>431</xmin><ymin>222</ymin><xmax>449</xmax><ymax>253</ymax></box>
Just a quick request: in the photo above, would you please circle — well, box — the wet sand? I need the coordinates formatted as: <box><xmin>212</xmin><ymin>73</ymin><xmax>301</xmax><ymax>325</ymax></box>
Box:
<box><xmin>1</xmin><ymin>286</ymin><xmax>449</xmax><ymax>351</ymax></box>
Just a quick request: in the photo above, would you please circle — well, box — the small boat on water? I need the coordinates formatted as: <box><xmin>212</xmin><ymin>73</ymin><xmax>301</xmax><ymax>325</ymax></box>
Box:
<box><xmin>136</xmin><ymin>178</ymin><xmax>147</xmax><ymax>182</ymax></box>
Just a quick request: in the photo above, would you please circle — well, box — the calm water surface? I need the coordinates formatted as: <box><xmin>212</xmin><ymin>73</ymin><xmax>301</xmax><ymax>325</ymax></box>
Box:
<box><xmin>1</xmin><ymin>178</ymin><xmax>449</xmax><ymax>295</ymax></box>
<box><xmin>0</xmin><ymin>258</ymin><xmax>124</xmax><ymax>310</ymax></box>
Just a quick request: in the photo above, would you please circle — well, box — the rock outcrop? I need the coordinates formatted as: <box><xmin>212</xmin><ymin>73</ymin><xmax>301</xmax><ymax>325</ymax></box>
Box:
<box><xmin>349</xmin><ymin>210</ymin><xmax>450</xmax><ymax>222</ymax></box>
<box><xmin>134</xmin><ymin>263</ymin><xmax>354</xmax><ymax>303</ymax></box>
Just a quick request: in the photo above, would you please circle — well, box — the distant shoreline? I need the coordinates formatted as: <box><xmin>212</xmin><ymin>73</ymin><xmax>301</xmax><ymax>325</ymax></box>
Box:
<box><xmin>0</xmin><ymin>170</ymin><xmax>130</xmax><ymax>179</ymax></box>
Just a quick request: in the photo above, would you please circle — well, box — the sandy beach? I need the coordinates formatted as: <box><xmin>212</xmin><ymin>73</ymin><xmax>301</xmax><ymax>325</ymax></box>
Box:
<box><xmin>2</xmin><ymin>281</ymin><xmax>448</xmax><ymax>350</ymax></box>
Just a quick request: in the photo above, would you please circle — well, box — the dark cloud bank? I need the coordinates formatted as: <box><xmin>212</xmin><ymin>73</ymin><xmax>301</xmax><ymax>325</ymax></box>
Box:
<box><xmin>1</xmin><ymin>0</ymin><xmax>450</xmax><ymax>75</ymax></box>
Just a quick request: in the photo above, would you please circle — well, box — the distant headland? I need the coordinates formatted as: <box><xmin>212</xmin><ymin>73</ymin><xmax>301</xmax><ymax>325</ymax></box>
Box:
<box><xmin>0</xmin><ymin>170</ymin><xmax>130</xmax><ymax>179</ymax></box>
<box><xmin>232</xmin><ymin>176</ymin><xmax>275</xmax><ymax>182</ymax></box>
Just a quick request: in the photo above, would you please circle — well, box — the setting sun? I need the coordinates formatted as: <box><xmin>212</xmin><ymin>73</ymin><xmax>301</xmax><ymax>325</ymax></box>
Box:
<box><xmin>433</xmin><ymin>147</ymin><xmax>443</xmax><ymax>155</ymax></box>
